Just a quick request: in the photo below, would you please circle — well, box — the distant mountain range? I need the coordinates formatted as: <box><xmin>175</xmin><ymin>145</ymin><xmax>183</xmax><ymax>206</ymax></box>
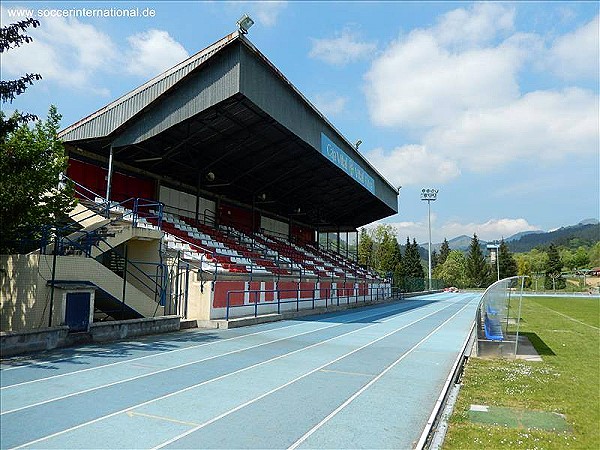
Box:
<box><xmin>423</xmin><ymin>219</ymin><xmax>599</xmax><ymax>254</ymax></box>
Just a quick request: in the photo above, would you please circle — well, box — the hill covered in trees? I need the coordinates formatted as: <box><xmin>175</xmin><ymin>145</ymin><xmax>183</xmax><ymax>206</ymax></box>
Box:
<box><xmin>507</xmin><ymin>222</ymin><xmax>599</xmax><ymax>252</ymax></box>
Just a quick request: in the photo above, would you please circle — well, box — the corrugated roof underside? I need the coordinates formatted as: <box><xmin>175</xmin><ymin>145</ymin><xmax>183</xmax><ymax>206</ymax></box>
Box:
<box><xmin>59</xmin><ymin>34</ymin><xmax>237</xmax><ymax>143</ymax></box>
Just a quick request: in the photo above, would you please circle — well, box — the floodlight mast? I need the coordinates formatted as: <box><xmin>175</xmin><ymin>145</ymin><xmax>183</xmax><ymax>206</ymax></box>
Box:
<box><xmin>421</xmin><ymin>188</ymin><xmax>439</xmax><ymax>291</ymax></box>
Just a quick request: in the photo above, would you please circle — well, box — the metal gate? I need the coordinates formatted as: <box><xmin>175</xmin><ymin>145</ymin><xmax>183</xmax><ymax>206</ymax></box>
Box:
<box><xmin>65</xmin><ymin>292</ymin><xmax>91</xmax><ymax>332</ymax></box>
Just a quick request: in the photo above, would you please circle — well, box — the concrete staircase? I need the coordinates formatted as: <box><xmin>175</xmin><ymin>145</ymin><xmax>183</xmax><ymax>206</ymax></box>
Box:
<box><xmin>40</xmin><ymin>255</ymin><xmax>164</xmax><ymax>318</ymax></box>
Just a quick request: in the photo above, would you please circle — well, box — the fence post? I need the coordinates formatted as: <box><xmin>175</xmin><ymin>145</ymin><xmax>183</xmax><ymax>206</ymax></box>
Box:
<box><xmin>121</xmin><ymin>245</ymin><xmax>128</xmax><ymax>317</ymax></box>
<box><xmin>226</xmin><ymin>292</ymin><xmax>230</xmax><ymax>321</ymax></box>
<box><xmin>277</xmin><ymin>287</ymin><xmax>280</xmax><ymax>314</ymax></box>
<box><xmin>296</xmin><ymin>288</ymin><xmax>300</xmax><ymax>312</ymax></box>
<box><xmin>133</xmin><ymin>198</ymin><xmax>139</xmax><ymax>228</ymax></box>
<box><xmin>48</xmin><ymin>235</ymin><xmax>59</xmax><ymax>327</ymax></box>
<box><xmin>312</xmin><ymin>288</ymin><xmax>315</xmax><ymax>310</ymax></box>
<box><xmin>254</xmin><ymin>291</ymin><xmax>258</xmax><ymax>318</ymax></box>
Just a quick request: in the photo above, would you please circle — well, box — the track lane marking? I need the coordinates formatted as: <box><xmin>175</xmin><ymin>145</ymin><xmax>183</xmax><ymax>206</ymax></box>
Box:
<box><xmin>125</xmin><ymin>411</ymin><xmax>200</xmax><ymax>428</ymax></box>
<box><xmin>151</xmin><ymin>300</ymin><xmax>463</xmax><ymax>449</ymax></box>
<box><xmin>287</xmin><ymin>295</ymin><xmax>478</xmax><ymax>450</ymax></box>
<box><xmin>10</xmin><ymin>298</ymin><xmax>461</xmax><ymax>450</ymax></box>
<box><xmin>2</xmin><ymin>299</ymin><xmax>434</xmax><ymax>415</ymax></box>
<box><xmin>0</xmin><ymin>298</ymin><xmax>427</xmax><ymax>388</ymax></box>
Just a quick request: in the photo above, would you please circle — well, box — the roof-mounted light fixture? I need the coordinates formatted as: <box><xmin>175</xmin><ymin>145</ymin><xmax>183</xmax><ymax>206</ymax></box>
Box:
<box><xmin>237</xmin><ymin>14</ymin><xmax>254</xmax><ymax>34</ymax></box>
<box><xmin>355</xmin><ymin>140</ymin><xmax>362</xmax><ymax>150</ymax></box>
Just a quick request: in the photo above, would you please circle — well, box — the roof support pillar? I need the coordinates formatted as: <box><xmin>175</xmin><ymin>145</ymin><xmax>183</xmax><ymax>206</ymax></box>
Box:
<box><xmin>105</xmin><ymin>144</ymin><xmax>114</xmax><ymax>204</ymax></box>
<box><xmin>195</xmin><ymin>173</ymin><xmax>201</xmax><ymax>224</ymax></box>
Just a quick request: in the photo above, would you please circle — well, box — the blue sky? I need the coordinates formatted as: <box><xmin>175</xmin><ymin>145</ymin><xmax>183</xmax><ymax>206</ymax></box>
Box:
<box><xmin>2</xmin><ymin>1</ymin><xmax>599</xmax><ymax>243</ymax></box>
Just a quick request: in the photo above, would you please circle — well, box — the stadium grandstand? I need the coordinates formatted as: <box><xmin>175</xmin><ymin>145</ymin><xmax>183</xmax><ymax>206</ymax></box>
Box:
<box><xmin>1</xmin><ymin>30</ymin><xmax>399</xmax><ymax>335</ymax></box>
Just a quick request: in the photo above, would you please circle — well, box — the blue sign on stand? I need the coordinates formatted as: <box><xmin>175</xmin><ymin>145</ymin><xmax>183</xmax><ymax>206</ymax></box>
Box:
<box><xmin>320</xmin><ymin>133</ymin><xmax>375</xmax><ymax>194</ymax></box>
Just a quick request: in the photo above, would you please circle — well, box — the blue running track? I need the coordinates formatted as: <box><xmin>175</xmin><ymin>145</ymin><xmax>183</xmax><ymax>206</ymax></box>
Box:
<box><xmin>0</xmin><ymin>292</ymin><xmax>480</xmax><ymax>449</ymax></box>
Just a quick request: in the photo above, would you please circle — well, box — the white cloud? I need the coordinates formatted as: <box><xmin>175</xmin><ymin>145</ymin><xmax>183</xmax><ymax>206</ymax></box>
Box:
<box><xmin>125</xmin><ymin>30</ymin><xmax>189</xmax><ymax>78</ymax></box>
<box><xmin>366</xmin><ymin>145</ymin><xmax>460</xmax><ymax>186</ymax></box>
<box><xmin>370</xmin><ymin>217</ymin><xmax>539</xmax><ymax>243</ymax></box>
<box><xmin>0</xmin><ymin>10</ymin><xmax>116</xmax><ymax>94</ymax></box>
<box><xmin>425</xmin><ymin>88</ymin><xmax>599</xmax><ymax>171</ymax></box>
<box><xmin>310</xmin><ymin>28</ymin><xmax>376</xmax><ymax>65</ymax></box>
<box><xmin>364</xmin><ymin>27</ymin><xmax>535</xmax><ymax>128</ymax></box>
<box><xmin>252</xmin><ymin>1</ymin><xmax>287</xmax><ymax>27</ymax></box>
<box><xmin>441</xmin><ymin>218</ymin><xmax>539</xmax><ymax>241</ymax></box>
<box><xmin>311</xmin><ymin>92</ymin><xmax>348</xmax><ymax>117</ymax></box>
<box><xmin>363</xmin><ymin>3</ymin><xmax>598</xmax><ymax>179</ymax></box>
<box><xmin>548</xmin><ymin>15</ymin><xmax>599</xmax><ymax>80</ymax></box>
<box><xmin>0</xmin><ymin>7</ymin><xmax>189</xmax><ymax>95</ymax></box>
<box><xmin>434</xmin><ymin>2</ymin><xmax>515</xmax><ymax>48</ymax></box>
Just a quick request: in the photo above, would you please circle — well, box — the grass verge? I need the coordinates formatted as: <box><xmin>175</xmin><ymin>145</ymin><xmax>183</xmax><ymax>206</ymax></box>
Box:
<box><xmin>443</xmin><ymin>296</ymin><xmax>600</xmax><ymax>450</ymax></box>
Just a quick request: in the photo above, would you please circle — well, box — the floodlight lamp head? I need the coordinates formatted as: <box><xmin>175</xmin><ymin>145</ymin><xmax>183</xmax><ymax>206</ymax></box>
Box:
<box><xmin>205</xmin><ymin>172</ymin><xmax>215</xmax><ymax>182</ymax></box>
<box><xmin>420</xmin><ymin>188</ymin><xmax>439</xmax><ymax>201</ymax></box>
<box><xmin>237</xmin><ymin>14</ymin><xmax>254</xmax><ymax>34</ymax></box>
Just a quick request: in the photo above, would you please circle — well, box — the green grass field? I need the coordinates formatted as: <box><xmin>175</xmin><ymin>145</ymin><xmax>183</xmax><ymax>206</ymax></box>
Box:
<box><xmin>444</xmin><ymin>296</ymin><xmax>600</xmax><ymax>450</ymax></box>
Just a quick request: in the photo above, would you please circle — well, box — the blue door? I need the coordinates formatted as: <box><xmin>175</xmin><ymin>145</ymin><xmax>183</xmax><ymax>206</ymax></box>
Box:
<box><xmin>65</xmin><ymin>292</ymin><xmax>90</xmax><ymax>332</ymax></box>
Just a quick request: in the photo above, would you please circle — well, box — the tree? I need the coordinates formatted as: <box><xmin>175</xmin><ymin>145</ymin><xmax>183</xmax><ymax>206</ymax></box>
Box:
<box><xmin>1</xmin><ymin>18</ymin><xmax>42</xmax><ymax>138</ymax></box>
<box><xmin>404</xmin><ymin>237</ymin><xmax>424</xmax><ymax>278</ymax></box>
<box><xmin>358</xmin><ymin>228</ymin><xmax>374</xmax><ymax>269</ymax></box>
<box><xmin>498</xmin><ymin>239</ymin><xmax>518</xmax><ymax>279</ymax></box>
<box><xmin>466</xmin><ymin>234</ymin><xmax>491</xmax><ymax>288</ymax></box>
<box><xmin>377</xmin><ymin>232</ymin><xmax>401</xmax><ymax>277</ymax></box>
<box><xmin>0</xmin><ymin>106</ymin><xmax>76</xmax><ymax>253</ymax></box>
<box><xmin>571</xmin><ymin>246</ymin><xmax>590</xmax><ymax>269</ymax></box>
<box><xmin>515</xmin><ymin>253</ymin><xmax>533</xmax><ymax>288</ymax></box>
<box><xmin>438</xmin><ymin>238</ymin><xmax>451</xmax><ymax>265</ymax></box>
<box><xmin>434</xmin><ymin>250</ymin><xmax>469</xmax><ymax>288</ymax></box>
<box><xmin>589</xmin><ymin>242</ymin><xmax>600</xmax><ymax>268</ymax></box>
<box><xmin>545</xmin><ymin>243</ymin><xmax>565</xmax><ymax>290</ymax></box>
<box><xmin>431</xmin><ymin>249</ymin><xmax>439</xmax><ymax>270</ymax></box>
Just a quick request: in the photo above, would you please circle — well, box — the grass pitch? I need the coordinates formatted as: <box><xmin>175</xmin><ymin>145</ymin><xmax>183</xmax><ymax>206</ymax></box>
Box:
<box><xmin>443</xmin><ymin>296</ymin><xmax>600</xmax><ymax>450</ymax></box>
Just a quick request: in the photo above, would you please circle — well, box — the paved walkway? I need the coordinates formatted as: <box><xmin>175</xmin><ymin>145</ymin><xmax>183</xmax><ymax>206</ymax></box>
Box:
<box><xmin>0</xmin><ymin>292</ymin><xmax>480</xmax><ymax>449</ymax></box>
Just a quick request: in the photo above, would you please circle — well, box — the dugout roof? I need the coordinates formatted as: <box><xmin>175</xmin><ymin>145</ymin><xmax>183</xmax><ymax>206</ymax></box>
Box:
<box><xmin>60</xmin><ymin>31</ymin><xmax>398</xmax><ymax>231</ymax></box>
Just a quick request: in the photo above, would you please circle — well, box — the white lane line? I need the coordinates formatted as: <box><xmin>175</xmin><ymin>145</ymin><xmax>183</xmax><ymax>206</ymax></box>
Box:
<box><xmin>287</xmin><ymin>296</ymin><xmax>478</xmax><ymax>450</ymax></box>
<box><xmin>151</xmin><ymin>301</ymin><xmax>464</xmax><ymax>449</ymax></box>
<box><xmin>1</xmin><ymin>299</ymin><xmax>428</xmax><ymax>414</ymax></box>
<box><xmin>0</xmin><ymin>298</ymin><xmax>422</xmax><ymax>387</ymax></box>
<box><xmin>10</xmin><ymin>297</ymin><xmax>461</xmax><ymax>450</ymax></box>
<box><xmin>534</xmin><ymin>302</ymin><xmax>599</xmax><ymax>331</ymax></box>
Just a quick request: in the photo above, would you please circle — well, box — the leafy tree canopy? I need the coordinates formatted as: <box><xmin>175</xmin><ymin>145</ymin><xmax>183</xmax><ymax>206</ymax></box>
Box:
<box><xmin>0</xmin><ymin>106</ymin><xmax>76</xmax><ymax>253</ymax></box>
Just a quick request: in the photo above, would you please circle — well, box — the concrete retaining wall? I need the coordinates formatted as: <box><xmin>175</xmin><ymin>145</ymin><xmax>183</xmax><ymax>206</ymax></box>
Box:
<box><xmin>1</xmin><ymin>316</ymin><xmax>181</xmax><ymax>357</ymax></box>
<box><xmin>0</xmin><ymin>326</ymin><xmax>70</xmax><ymax>357</ymax></box>
<box><xmin>89</xmin><ymin>315</ymin><xmax>180</xmax><ymax>342</ymax></box>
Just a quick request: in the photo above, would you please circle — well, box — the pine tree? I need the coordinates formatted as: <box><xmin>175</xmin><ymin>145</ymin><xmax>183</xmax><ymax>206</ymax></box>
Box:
<box><xmin>498</xmin><ymin>239</ymin><xmax>518</xmax><ymax>279</ymax></box>
<box><xmin>431</xmin><ymin>249</ymin><xmax>439</xmax><ymax>270</ymax></box>
<box><xmin>439</xmin><ymin>238</ymin><xmax>451</xmax><ymax>265</ymax></box>
<box><xmin>404</xmin><ymin>237</ymin><xmax>424</xmax><ymax>278</ymax></box>
<box><xmin>544</xmin><ymin>243</ymin><xmax>565</xmax><ymax>290</ymax></box>
<box><xmin>466</xmin><ymin>234</ymin><xmax>491</xmax><ymax>288</ymax></box>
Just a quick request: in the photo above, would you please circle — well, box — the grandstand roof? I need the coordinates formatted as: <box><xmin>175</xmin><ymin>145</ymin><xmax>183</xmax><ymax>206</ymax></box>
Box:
<box><xmin>60</xmin><ymin>31</ymin><xmax>398</xmax><ymax>231</ymax></box>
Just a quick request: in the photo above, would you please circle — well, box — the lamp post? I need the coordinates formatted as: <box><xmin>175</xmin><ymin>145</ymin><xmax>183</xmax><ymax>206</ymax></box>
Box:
<box><xmin>487</xmin><ymin>242</ymin><xmax>500</xmax><ymax>281</ymax></box>
<box><xmin>420</xmin><ymin>188</ymin><xmax>438</xmax><ymax>291</ymax></box>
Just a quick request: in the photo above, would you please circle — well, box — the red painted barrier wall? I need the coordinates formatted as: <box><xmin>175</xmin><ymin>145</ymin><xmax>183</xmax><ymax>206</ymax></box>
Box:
<box><xmin>213</xmin><ymin>281</ymin><xmax>246</xmax><ymax>307</ymax></box>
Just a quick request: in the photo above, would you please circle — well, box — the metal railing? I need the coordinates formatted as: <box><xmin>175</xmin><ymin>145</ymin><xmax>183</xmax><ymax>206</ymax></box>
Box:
<box><xmin>225</xmin><ymin>286</ymin><xmax>397</xmax><ymax>320</ymax></box>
